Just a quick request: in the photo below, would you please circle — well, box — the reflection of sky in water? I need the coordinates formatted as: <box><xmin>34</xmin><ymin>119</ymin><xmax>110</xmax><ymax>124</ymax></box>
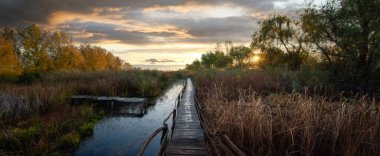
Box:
<box><xmin>76</xmin><ymin>81</ymin><xmax>184</xmax><ymax>156</ymax></box>
<box><xmin>133</xmin><ymin>65</ymin><xmax>185</xmax><ymax>71</ymax></box>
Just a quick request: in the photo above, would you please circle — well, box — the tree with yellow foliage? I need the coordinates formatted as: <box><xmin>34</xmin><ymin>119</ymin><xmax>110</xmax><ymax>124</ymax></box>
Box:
<box><xmin>50</xmin><ymin>32</ymin><xmax>84</xmax><ymax>71</ymax></box>
<box><xmin>17</xmin><ymin>24</ymin><xmax>52</xmax><ymax>73</ymax></box>
<box><xmin>0</xmin><ymin>25</ymin><xmax>125</xmax><ymax>79</ymax></box>
<box><xmin>80</xmin><ymin>44</ymin><xmax>108</xmax><ymax>71</ymax></box>
<box><xmin>106</xmin><ymin>52</ymin><xmax>123</xmax><ymax>70</ymax></box>
<box><xmin>0</xmin><ymin>38</ymin><xmax>22</xmax><ymax>77</ymax></box>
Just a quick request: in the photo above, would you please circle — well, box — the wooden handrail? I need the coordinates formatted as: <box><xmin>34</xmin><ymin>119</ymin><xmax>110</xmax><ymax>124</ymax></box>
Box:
<box><xmin>136</xmin><ymin>79</ymin><xmax>188</xmax><ymax>156</ymax></box>
<box><xmin>162</xmin><ymin>111</ymin><xmax>174</xmax><ymax>125</ymax></box>
<box><xmin>157</xmin><ymin>127</ymin><xmax>170</xmax><ymax>155</ymax></box>
<box><xmin>136</xmin><ymin>126</ymin><xmax>168</xmax><ymax>156</ymax></box>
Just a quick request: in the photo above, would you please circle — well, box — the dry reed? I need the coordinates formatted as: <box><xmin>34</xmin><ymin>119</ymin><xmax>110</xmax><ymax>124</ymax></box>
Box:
<box><xmin>196</xmin><ymin>73</ymin><xmax>380</xmax><ymax>156</ymax></box>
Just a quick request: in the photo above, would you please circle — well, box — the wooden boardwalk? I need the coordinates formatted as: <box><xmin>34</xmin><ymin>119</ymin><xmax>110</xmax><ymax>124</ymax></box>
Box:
<box><xmin>164</xmin><ymin>78</ymin><xmax>208</xmax><ymax>156</ymax></box>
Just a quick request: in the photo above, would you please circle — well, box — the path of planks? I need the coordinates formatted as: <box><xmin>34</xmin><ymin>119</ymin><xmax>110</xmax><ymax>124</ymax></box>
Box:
<box><xmin>164</xmin><ymin>78</ymin><xmax>209</xmax><ymax>156</ymax></box>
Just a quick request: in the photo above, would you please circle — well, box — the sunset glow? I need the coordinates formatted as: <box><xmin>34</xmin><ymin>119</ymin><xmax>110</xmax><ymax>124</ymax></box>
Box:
<box><xmin>0</xmin><ymin>0</ymin><xmax>313</xmax><ymax>69</ymax></box>
<box><xmin>252</xmin><ymin>55</ymin><xmax>261</xmax><ymax>64</ymax></box>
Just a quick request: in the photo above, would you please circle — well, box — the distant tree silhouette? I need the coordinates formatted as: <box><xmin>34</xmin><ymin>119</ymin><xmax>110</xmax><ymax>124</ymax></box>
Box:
<box><xmin>187</xmin><ymin>44</ymin><xmax>255</xmax><ymax>70</ymax></box>
<box><xmin>201</xmin><ymin>51</ymin><xmax>233</xmax><ymax>69</ymax></box>
<box><xmin>229</xmin><ymin>46</ymin><xmax>253</xmax><ymax>68</ymax></box>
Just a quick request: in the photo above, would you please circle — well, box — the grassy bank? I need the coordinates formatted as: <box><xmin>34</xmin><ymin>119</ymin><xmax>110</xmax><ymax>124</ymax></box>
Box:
<box><xmin>0</xmin><ymin>70</ymin><xmax>182</xmax><ymax>155</ymax></box>
<box><xmin>194</xmin><ymin>69</ymin><xmax>380</xmax><ymax>156</ymax></box>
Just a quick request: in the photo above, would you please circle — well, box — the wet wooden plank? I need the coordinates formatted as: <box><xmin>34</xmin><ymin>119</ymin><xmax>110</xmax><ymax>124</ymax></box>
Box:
<box><xmin>166</xmin><ymin>144</ymin><xmax>207</xmax><ymax>150</ymax></box>
<box><xmin>175</xmin><ymin>116</ymin><xmax>199</xmax><ymax>121</ymax></box>
<box><xmin>175</xmin><ymin>120</ymin><xmax>201</xmax><ymax>124</ymax></box>
<box><xmin>165</xmin><ymin>148</ymin><xmax>208</xmax><ymax>155</ymax></box>
<box><xmin>175</xmin><ymin>123</ymin><xmax>202</xmax><ymax>129</ymax></box>
<box><xmin>170</xmin><ymin>139</ymin><xmax>206</xmax><ymax>146</ymax></box>
<box><xmin>172</xmin><ymin>134</ymin><xmax>204</xmax><ymax>140</ymax></box>
<box><xmin>164</xmin><ymin>78</ymin><xmax>208</xmax><ymax>156</ymax></box>
<box><xmin>173</xmin><ymin>130</ymin><xmax>204</xmax><ymax>137</ymax></box>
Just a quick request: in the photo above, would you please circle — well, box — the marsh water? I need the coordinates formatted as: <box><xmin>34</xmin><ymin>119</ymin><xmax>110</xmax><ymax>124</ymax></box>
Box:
<box><xmin>75</xmin><ymin>80</ymin><xmax>184</xmax><ymax>156</ymax></box>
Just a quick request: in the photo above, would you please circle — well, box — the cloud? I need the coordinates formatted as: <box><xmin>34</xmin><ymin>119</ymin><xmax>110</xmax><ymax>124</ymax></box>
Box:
<box><xmin>145</xmin><ymin>58</ymin><xmax>176</xmax><ymax>64</ymax></box>
<box><xmin>0</xmin><ymin>0</ymin><xmax>308</xmax><ymax>52</ymax></box>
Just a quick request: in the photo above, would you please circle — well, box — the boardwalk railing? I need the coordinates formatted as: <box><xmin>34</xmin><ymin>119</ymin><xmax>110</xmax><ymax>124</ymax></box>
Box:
<box><xmin>136</xmin><ymin>80</ymin><xmax>187</xmax><ymax>156</ymax></box>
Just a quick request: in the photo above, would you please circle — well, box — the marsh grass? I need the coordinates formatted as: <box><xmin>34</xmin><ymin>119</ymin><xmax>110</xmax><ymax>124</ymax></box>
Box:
<box><xmin>195</xmin><ymin>70</ymin><xmax>380</xmax><ymax>156</ymax></box>
<box><xmin>0</xmin><ymin>70</ymin><xmax>181</xmax><ymax>154</ymax></box>
<box><xmin>0</xmin><ymin>70</ymin><xmax>180</xmax><ymax>120</ymax></box>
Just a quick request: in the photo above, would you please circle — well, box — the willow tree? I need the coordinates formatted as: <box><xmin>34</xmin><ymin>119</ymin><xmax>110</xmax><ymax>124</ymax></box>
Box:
<box><xmin>301</xmin><ymin>0</ymin><xmax>380</xmax><ymax>85</ymax></box>
<box><xmin>251</xmin><ymin>15</ymin><xmax>308</xmax><ymax>70</ymax></box>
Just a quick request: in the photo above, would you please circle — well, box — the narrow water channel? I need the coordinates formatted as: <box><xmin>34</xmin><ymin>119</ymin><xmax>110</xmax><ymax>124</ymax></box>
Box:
<box><xmin>75</xmin><ymin>80</ymin><xmax>185</xmax><ymax>156</ymax></box>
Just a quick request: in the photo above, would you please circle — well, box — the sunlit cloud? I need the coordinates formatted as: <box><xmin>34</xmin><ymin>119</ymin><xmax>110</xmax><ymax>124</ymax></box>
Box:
<box><xmin>68</xmin><ymin>30</ymin><xmax>106</xmax><ymax>39</ymax></box>
<box><xmin>0</xmin><ymin>0</ymin><xmax>318</xmax><ymax>69</ymax></box>
<box><xmin>47</xmin><ymin>8</ymin><xmax>194</xmax><ymax>44</ymax></box>
<box><xmin>143</xmin><ymin>2</ymin><xmax>248</xmax><ymax>19</ymax></box>
<box><xmin>143</xmin><ymin>1</ymin><xmax>210</xmax><ymax>14</ymax></box>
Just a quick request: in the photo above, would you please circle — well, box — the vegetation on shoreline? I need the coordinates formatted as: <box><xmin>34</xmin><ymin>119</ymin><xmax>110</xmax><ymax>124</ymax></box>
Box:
<box><xmin>0</xmin><ymin>70</ymin><xmax>181</xmax><ymax>155</ymax></box>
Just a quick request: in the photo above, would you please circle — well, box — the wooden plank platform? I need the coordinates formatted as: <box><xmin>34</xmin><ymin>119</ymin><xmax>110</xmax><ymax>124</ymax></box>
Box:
<box><xmin>71</xmin><ymin>95</ymin><xmax>146</xmax><ymax>105</ymax></box>
<box><xmin>164</xmin><ymin>78</ymin><xmax>208</xmax><ymax>156</ymax></box>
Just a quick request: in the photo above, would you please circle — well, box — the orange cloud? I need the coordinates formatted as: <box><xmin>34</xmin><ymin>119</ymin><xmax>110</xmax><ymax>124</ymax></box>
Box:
<box><xmin>143</xmin><ymin>1</ymin><xmax>211</xmax><ymax>13</ymax></box>
<box><xmin>47</xmin><ymin>7</ymin><xmax>194</xmax><ymax>39</ymax></box>
<box><xmin>250</xmin><ymin>11</ymin><xmax>271</xmax><ymax>20</ymax></box>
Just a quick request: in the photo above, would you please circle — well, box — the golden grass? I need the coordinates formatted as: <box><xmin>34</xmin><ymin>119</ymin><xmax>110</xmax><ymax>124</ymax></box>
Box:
<box><xmin>196</xmin><ymin>72</ymin><xmax>380</xmax><ymax>156</ymax></box>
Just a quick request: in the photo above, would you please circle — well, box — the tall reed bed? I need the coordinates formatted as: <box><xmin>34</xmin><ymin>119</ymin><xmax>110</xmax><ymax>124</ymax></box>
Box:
<box><xmin>0</xmin><ymin>70</ymin><xmax>180</xmax><ymax>120</ymax></box>
<box><xmin>195</xmin><ymin>70</ymin><xmax>380</xmax><ymax>156</ymax></box>
<box><xmin>0</xmin><ymin>70</ymin><xmax>182</xmax><ymax>154</ymax></box>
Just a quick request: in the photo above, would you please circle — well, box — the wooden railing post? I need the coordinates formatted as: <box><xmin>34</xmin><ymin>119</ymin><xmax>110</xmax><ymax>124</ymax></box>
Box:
<box><xmin>160</xmin><ymin>125</ymin><xmax>168</xmax><ymax>144</ymax></box>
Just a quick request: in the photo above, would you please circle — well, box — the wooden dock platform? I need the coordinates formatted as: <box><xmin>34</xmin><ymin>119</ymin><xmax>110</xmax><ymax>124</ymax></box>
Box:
<box><xmin>164</xmin><ymin>78</ymin><xmax>208</xmax><ymax>156</ymax></box>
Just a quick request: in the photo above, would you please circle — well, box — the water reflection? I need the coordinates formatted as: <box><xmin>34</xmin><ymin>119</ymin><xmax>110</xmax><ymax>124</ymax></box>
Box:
<box><xmin>75</xmin><ymin>80</ymin><xmax>184</xmax><ymax>156</ymax></box>
<box><xmin>97</xmin><ymin>102</ymin><xmax>148</xmax><ymax>118</ymax></box>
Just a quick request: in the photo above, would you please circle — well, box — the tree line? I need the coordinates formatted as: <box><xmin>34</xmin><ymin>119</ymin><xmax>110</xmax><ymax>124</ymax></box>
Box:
<box><xmin>0</xmin><ymin>24</ymin><xmax>128</xmax><ymax>81</ymax></box>
<box><xmin>186</xmin><ymin>42</ymin><xmax>255</xmax><ymax>70</ymax></box>
<box><xmin>187</xmin><ymin>0</ymin><xmax>380</xmax><ymax>90</ymax></box>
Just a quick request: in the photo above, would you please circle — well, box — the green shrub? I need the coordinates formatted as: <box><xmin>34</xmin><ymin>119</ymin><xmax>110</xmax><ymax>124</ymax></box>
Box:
<box><xmin>78</xmin><ymin>105</ymin><xmax>94</xmax><ymax>119</ymax></box>
<box><xmin>79</xmin><ymin>122</ymin><xmax>95</xmax><ymax>137</ymax></box>
<box><xmin>59</xmin><ymin>131</ymin><xmax>80</xmax><ymax>149</ymax></box>
<box><xmin>11</xmin><ymin>126</ymin><xmax>41</xmax><ymax>142</ymax></box>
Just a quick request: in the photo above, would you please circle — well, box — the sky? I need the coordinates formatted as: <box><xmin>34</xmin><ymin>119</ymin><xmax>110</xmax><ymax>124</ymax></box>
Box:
<box><xmin>0</xmin><ymin>0</ymin><xmax>319</xmax><ymax>70</ymax></box>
